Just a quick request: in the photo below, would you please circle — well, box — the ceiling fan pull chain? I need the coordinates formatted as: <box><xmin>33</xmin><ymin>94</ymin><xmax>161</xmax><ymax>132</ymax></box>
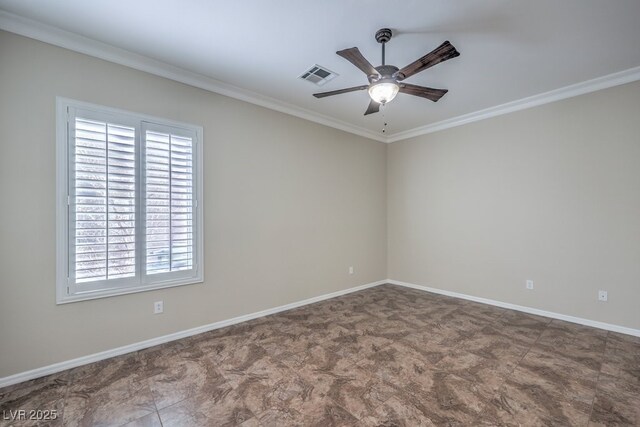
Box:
<box><xmin>382</xmin><ymin>104</ymin><xmax>388</xmax><ymax>134</ymax></box>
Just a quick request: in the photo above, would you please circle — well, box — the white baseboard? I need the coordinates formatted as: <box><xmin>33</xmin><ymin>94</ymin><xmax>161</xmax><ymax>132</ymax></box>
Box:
<box><xmin>387</xmin><ymin>279</ymin><xmax>640</xmax><ymax>337</ymax></box>
<box><xmin>4</xmin><ymin>277</ymin><xmax>638</xmax><ymax>389</ymax></box>
<box><xmin>0</xmin><ymin>280</ymin><xmax>386</xmax><ymax>389</ymax></box>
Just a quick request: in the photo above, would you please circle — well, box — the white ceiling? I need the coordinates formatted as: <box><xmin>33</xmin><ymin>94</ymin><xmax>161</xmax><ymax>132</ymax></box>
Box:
<box><xmin>1</xmin><ymin>0</ymin><xmax>640</xmax><ymax>140</ymax></box>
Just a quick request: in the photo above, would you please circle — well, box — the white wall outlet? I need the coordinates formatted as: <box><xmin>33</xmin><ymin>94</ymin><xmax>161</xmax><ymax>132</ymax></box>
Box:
<box><xmin>598</xmin><ymin>290</ymin><xmax>608</xmax><ymax>302</ymax></box>
<box><xmin>348</xmin><ymin>266</ymin><xmax>354</xmax><ymax>275</ymax></box>
<box><xmin>154</xmin><ymin>301</ymin><xmax>164</xmax><ymax>314</ymax></box>
<box><xmin>526</xmin><ymin>280</ymin><xmax>534</xmax><ymax>290</ymax></box>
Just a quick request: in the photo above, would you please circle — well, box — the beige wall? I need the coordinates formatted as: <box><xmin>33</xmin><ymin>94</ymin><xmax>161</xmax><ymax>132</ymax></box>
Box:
<box><xmin>388</xmin><ymin>81</ymin><xmax>640</xmax><ymax>330</ymax></box>
<box><xmin>0</xmin><ymin>31</ymin><xmax>387</xmax><ymax>377</ymax></box>
<box><xmin>2</xmin><ymin>28</ymin><xmax>640</xmax><ymax>379</ymax></box>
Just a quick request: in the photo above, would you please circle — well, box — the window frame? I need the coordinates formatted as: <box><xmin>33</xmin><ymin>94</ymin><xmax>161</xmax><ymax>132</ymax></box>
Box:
<box><xmin>56</xmin><ymin>97</ymin><xmax>204</xmax><ymax>304</ymax></box>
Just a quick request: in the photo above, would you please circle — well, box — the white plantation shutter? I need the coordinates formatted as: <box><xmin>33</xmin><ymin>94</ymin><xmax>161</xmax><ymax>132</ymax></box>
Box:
<box><xmin>58</xmin><ymin>100</ymin><xmax>203</xmax><ymax>303</ymax></box>
<box><xmin>69</xmin><ymin>114</ymin><xmax>140</xmax><ymax>293</ymax></box>
<box><xmin>143</xmin><ymin>125</ymin><xmax>195</xmax><ymax>277</ymax></box>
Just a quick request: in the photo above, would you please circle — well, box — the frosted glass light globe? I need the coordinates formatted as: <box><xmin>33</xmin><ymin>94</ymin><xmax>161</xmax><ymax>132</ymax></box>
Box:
<box><xmin>368</xmin><ymin>80</ymin><xmax>399</xmax><ymax>104</ymax></box>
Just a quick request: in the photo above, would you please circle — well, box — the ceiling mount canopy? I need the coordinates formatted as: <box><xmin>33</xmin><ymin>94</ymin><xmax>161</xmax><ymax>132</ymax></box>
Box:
<box><xmin>313</xmin><ymin>28</ymin><xmax>460</xmax><ymax>115</ymax></box>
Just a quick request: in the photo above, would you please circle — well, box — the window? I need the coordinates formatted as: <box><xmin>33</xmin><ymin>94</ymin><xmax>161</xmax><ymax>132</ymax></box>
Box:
<box><xmin>56</xmin><ymin>98</ymin><xmax>203</xmax><ymax>303</ymax></box>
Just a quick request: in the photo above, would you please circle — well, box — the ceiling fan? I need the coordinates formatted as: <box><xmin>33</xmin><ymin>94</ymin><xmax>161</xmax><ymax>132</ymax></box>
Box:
<box><xmin>313</xmin><ymin>28</ymin><xmax>460</xmax><ymax>115</ymax></box>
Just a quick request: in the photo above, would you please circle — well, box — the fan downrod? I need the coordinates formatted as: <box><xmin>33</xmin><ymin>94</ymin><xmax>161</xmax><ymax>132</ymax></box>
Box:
<box><xmin>375</xmin><ymin>28</ymin><xmax>392</xmax><ymax>65</ymax></box>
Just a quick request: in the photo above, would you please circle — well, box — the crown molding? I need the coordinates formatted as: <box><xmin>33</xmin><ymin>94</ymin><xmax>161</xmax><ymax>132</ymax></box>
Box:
<box><xmin>0</xmin><ymin>10</ymin><xmax>386</xmax><ymax>143</ymax></box>
<box><xmin>2</xmin><ymin>10</ymin><xmax>639</xmax><ymax>144</ymax></box>
<box><xmin>386</xmin><ymin>65</ymin><xmax>640</xmax><ymax>142</ymax></box>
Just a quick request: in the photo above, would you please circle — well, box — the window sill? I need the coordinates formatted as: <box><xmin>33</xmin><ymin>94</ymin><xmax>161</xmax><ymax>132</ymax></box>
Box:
<box><xmin>56</xmin><ymin>275</ymin><xmax>204</xmax><ymax>304</ymax></box>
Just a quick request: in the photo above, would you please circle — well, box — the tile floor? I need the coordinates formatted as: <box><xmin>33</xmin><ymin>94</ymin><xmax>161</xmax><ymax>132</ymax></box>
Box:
<box><xmin>1</xmin><ymin>284</ymin><xmax>639</xmax><ymax>426</ymax></box>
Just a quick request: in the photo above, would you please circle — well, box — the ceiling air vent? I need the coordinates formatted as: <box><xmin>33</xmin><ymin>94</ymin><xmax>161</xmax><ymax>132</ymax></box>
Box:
<box><xmin>299</xmin><ymin>64</ymin><xmax>338</xmax><ymax>86</ymax></box>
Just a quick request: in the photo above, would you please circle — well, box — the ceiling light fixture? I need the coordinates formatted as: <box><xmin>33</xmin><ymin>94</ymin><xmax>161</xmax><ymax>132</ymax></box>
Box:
<box><xmin>368</xmin><ymin>78</ymin><xmax>399</xmax><ymax>104</ymax></box>
<box><xmin>313</xmin><ymin>28</ymin><xmax>459</xmax><ymax>116</ymax></box>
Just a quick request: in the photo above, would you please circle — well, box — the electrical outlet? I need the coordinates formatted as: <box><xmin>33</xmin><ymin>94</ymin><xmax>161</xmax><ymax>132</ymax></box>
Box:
<box><xmin>526</xmin><ymin>280</ymin><xmax>534</xmax><ymax>290</ymax></box>
<box><xmin>598</xmin><ymin>290</ymin><xmax>608</xmax><ymax>302</ymax></box>
<box><xmin>348</xmin><ymin>266</ymin><xmax>354</xmax><ymax>275</ymax></box>
<box><xmin>154</xmin><ymin>301</ymin><xmax>164</xmax><ymax>314</ymax></box>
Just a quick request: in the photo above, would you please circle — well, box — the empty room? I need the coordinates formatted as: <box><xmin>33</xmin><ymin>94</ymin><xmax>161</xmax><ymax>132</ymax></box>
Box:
<box><xmin>1</xmin><ymin>1</ymin><xmax>639</xmax><ymax>426</ymax></box>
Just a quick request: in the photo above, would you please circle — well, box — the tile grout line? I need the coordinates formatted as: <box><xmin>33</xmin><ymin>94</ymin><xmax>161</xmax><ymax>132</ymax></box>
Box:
<box><xmin>141</xmin><ymin>345</ymin><xmax>229</xmax><ymax>422</ymax></box>
<box><xmin>242</xmin><ymin>303</ymin><xmax>400</xmax><ymax>423</ymax></box>
<box><xmin>499</xmin><ymin>312</ymin><xmax>551</xmax><ymax>391</ymax></box>
<box><xmin>468</xmin><ymin>314</ymin><xmax>551</xmax><ymax>424</ymax></box>
<box><xmin>585</xmin><ymin>330</ymin><xmax>610</xmax><ymax>426</ymax></box>
<box><xmin>137</xmin><ymin>350</ymin><xmax>163</xmax><ymax>426</ymax></box>
<box><xmin>506</xmin><ymin>317</ymin><xmax>606</xmax><ymax>426</ymax></box>
<box><xmin>457</xmin><ymin>305</ymin><xmax>520</xmax><ymax>423</ymax></box>
<box><xmin>3</xmin><ymin>286</ymin><xmax>633</xmax><ymax>425</ymax></box>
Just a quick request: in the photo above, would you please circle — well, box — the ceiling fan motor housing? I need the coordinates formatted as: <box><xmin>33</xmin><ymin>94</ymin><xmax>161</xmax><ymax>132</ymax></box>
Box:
<box><xmin>375</xmin><ymin>28</ymin><xmax>392</xmax><ymax>44</ymax></box>
<box><xmin>375</xmin><ymin>65</ymin><xmax>399</xmax><ymax>79</ymax></box>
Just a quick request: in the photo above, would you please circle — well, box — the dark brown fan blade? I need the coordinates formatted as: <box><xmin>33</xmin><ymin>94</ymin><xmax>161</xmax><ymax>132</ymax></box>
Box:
<box><xmin>396</xmin><ymin>41</ymin><xmax>460</xmax><ymax>81</ymax></box>
<box><xmin>364</xmin><ymin>100</ymin><xmax>380</xmax><ymax>115</ymax></box>
<box><xmin>313</xmin><ymin>85</ymin><xmax>368</xmax><ymax>98</ymax></box>
<box><xmin>337</xmin><ymin>47</ymin><xmax>379</xmax><ymax>77</ymax></box>
<box><xmin>399</xmin><ymin>84</ymin><xmax>448</xmax><ymax>102</ymax></box>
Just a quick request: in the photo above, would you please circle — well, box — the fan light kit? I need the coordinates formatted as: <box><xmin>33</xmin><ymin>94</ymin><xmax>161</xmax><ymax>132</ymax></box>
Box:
<box><xmin>314</xmin><ymin>28</ymin><xmax>460</xmax><ymax>115</ymax></box>
<box><xmin>368</xmin><ymin>78</ymin><xmax>399</xmax><ymax>104</ymax></box>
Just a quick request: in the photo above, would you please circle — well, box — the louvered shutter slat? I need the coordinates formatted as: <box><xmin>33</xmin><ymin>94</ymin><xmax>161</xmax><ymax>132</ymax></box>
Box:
<box><xmin>145</xmin><ymin>130</ymin><xmax>194</xmax><ymax>274</ymax></box>
<box><xmin>72</xmin><ymin>118</ymin><xmax>136</xmax><ymax>284</ymax></box>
